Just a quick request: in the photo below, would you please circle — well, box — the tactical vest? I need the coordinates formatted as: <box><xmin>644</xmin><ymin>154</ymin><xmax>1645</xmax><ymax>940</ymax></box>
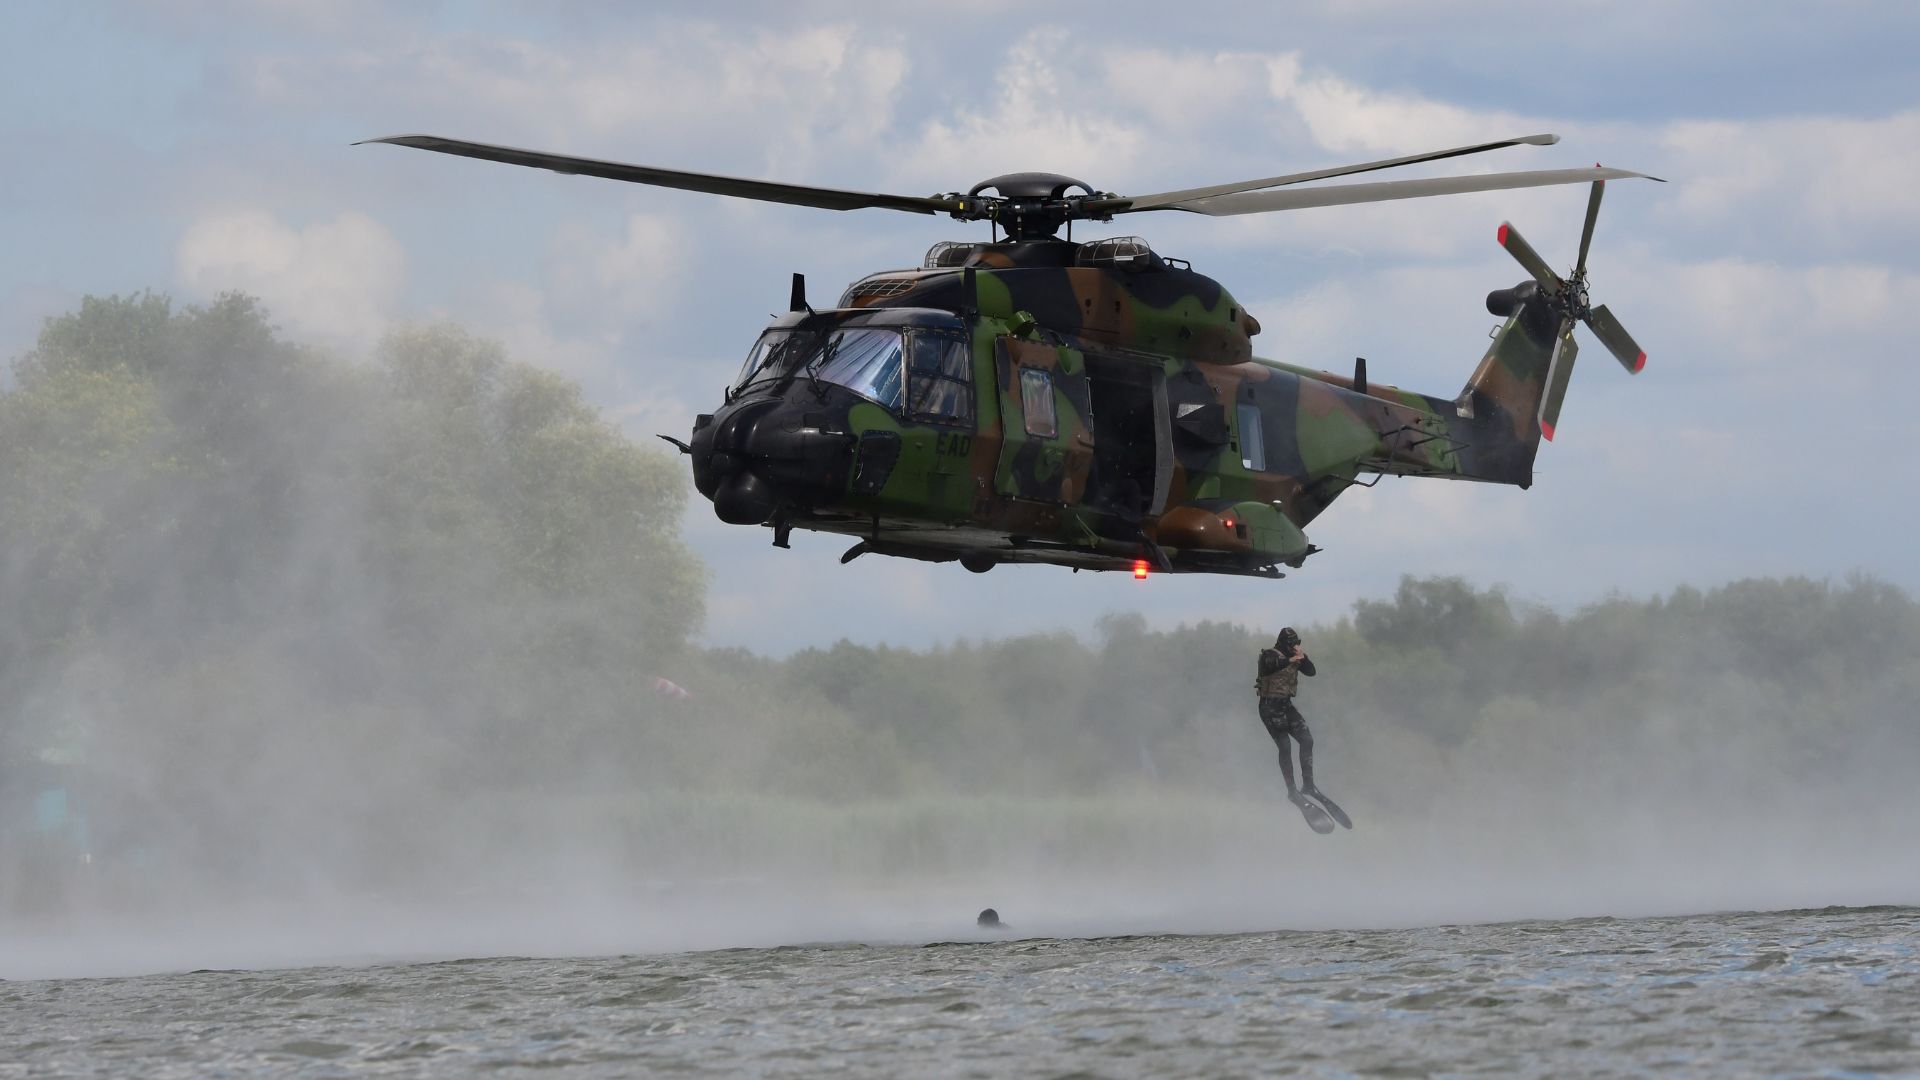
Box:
<box><xmin>1256</xmin><ymin>648</ymin><xmax>1299</xmax><ymax>699</ymax></box>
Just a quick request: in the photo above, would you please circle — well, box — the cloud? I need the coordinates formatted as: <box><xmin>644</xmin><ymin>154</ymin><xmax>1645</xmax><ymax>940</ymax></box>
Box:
<box><xmin>896</xmin><ymin>30</ymin><xmax>1151</xmax><ymax>188</ymax></box>
<box><xmin>429</xmin><ymin>213</ymin><xmax>698</xmax><ymax>429</ymax></box>
<box><xmin>1092</xmin><ymin>48</ymin><xmax>1282</xmax><ymax>134</ymax></box>
<box><xmin>545</xmin><ymin>213</ymin><xmax>689</xmax><ymax>326</ymax></box>
<box><xmin>1612</xmin><ymin>257</ymin><xmax>1920</xmax><ymax>392</ymax></box>
<box><xmin>232</xmin><ymin>23</ymin><xmax>912</xmax><ymax>181</ymax></box>
<box><xmin>175</xmin><ymin>209</ymin><xmax>405</xmax><ymax>350</ymax></box>
<box><xmin>1273</xmin><ymin>62</ymin><xmax>1551</xmax><ymax>156</ymax></box>
<box><xmin>1660</xmin><ymin>108</ymin><xmax>1920</xmax><ymax>255</ymax></box>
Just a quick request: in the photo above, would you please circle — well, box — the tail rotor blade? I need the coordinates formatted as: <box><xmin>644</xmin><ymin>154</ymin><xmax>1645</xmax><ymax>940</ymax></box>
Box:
<box><xmin>1497</xmin><ymin>222</ymin><xmax>1564</xmax><ymax>292</ymax></box>
<box><xmin>1585</xmin><ymin>304</ymin><xmax>1646</xmax><ymax>373</ymax></box>
<box><xmin>1537</xmin><ymin>321</ymin><xmax>1579</xmax><ymax>442</ymax></box>
<box><xmin>1575</xmin><ymin>180</ymin><xmax>1605</xmax><ymax>277</ymax></box>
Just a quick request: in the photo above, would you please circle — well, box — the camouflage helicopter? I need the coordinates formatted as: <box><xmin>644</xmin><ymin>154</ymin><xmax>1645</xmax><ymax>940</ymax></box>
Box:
<box><xmin>361</xmin><ymin>133</ymin><xmax>1656</xmax><ymax>579</ymax></box>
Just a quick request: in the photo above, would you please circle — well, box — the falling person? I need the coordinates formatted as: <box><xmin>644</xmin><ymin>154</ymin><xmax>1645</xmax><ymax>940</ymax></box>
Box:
<box><xmin>1256</xmin><ymin>627</ymin><xmax>1351</xmax><ymax>832</ymax></box>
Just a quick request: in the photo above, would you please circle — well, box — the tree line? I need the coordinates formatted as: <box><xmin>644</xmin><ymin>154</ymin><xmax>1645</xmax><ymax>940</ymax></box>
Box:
<box><xmin>3</xmin><ymin>293</ymin><xmax>1915</xmax><ymax>906</ymax></box>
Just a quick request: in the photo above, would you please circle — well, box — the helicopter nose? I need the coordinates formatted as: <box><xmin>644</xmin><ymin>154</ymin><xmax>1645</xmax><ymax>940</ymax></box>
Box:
<box><xmin>689</xmin><ymin>397</ymin><xmax>854</xmax><ymax>525</ymax></box>
<box><xmin>713</xmin><ymin>470</ymin><xmax>777</xmax><ymax>525</ymax></box>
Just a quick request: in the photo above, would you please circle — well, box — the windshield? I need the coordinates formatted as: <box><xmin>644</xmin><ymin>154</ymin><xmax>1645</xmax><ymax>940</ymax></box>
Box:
<box><xmin>733</xmin><ymin>327</ymin><xmax>906</xmax><ymax>411</ymax></box>
<box><xmin>734</xmin><ymin>330</ymin><xmax>808</xmax><ymax>390</ymax></box>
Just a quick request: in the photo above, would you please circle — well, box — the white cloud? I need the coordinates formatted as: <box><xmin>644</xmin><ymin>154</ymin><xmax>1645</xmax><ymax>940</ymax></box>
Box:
<box><xmin>1241</xmin><ymin>261</ymin><xmax>1514</xmax><ymax>378</ymax></box>
<box><xmin>1273</xmin><ymin>64</ymin><xmax>1550</xmax><ymax>156</ymax></box>
<box><xmin>1615</xmin><ymin>257</ymin><xmax>1920</xmax><ymax>389</ymax></box>
<box><xmin>545</xmin><ymin>213</ymin><xmax>689</xmax><ymax>326</ymax></box>
<box><xmin>896</xmin><ymin>30</ymin><xmax>1151</xmax><ymax>188</ymax></box>
<box><xmin>175</xmin><ymin>209</ymin><xmax>405</xmax><ymax>350</ymax></box>
<box><xmin>1091</xmin><ymin>48</ymin><xmax>1283</xmax><ymax>134</ymax></box>
<box><xmin>434</xmin><ymin>213</ymin><xmax>697</xmax><ymax>426</ymax></box>
<box><xmin>1657</xmin><ymin>108</ymin><xmax>1920</xmax><ymax>258</ymax></box>
<box><xmin>454</xmin><ymin>279</ymin><xmax>612</xmax><ymax>386</ymax></box>
<box><xmin>241</xmin><ymin>24</ymin><xmax>912</xmax><ymax>180</ymax></box>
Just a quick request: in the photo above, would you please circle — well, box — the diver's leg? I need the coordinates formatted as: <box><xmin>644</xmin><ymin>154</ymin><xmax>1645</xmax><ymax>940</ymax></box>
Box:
<box><xmin>1260</xmin><ymin>701</ymin><xmax>1300</xmax><ymax>794</ymax></box>
<box><xmin>1288</xmin><ymin>704</ymin><xmax>1317</xmax><ymax>793</ymax></box>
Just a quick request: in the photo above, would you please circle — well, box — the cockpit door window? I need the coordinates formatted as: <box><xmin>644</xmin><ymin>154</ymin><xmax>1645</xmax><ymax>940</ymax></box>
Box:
<box><xmin>906</xmin><ymin>332</ymin><xmax>973</xmax><ymax>424</ymax></box>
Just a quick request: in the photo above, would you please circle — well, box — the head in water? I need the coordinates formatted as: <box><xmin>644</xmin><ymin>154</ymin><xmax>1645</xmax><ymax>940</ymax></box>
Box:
<box><xmin>1276</xmin><ymin>627</ymin><xmax>1300</xmax><ymax>650</ymax></box>
<box><xmin>977</xmin><ymin>908</ymin><xmax>1004</xmax><ymax>928</ymax></box>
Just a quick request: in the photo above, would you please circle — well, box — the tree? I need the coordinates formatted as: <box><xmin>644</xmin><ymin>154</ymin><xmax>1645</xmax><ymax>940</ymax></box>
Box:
<box><xmin>0</xmin><ymin>294</ymin><xmax>709</xmax><ymax>893</ymax></box>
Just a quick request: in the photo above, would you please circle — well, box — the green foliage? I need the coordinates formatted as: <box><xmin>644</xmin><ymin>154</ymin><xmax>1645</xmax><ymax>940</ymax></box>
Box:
<box><xmin>1</xmin><ymin>292</ymin><xmax>704</xmax><ymax>799</ymax></box>
<box><xmin>719</xmin><ymin>573</ymin><xmax>1920</xmax><ymax>815</ymax></box>
<box><xmin>1354</xmin><ymin>576</ymin><xmax>1515</xmax><ymax>653</ymax></box>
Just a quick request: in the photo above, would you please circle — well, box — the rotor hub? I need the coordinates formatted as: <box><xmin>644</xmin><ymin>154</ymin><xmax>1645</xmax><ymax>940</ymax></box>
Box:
<box><xmin>1561</xmin><ymin>272</ymin><xmax>1592</xmax><ymax>320</ymax></box>
<box><xmin>938</xmin><ymin>172</ymin><xmax>1119</xmax><ymax>241</ymax></box>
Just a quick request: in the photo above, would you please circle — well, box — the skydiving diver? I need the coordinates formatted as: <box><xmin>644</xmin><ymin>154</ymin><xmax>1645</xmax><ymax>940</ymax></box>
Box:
<box><xmin>1256</xmin><ymin>627</ymin><xmax>1351</xmax><ymax>831</ymax></box>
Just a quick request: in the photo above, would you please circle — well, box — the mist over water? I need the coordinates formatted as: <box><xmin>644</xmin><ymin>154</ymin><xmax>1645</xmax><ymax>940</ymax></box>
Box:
<box><xmin>4</xmin><ymin>295</ymin><xmax>1917</xmax><ymax>982</ymax></box>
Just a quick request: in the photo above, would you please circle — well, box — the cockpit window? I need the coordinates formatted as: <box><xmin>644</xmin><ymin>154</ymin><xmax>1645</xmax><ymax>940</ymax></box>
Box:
<box><xmin>814</xmin><ymin>328</ymin><xmax>905</xmax><ymax>411</ymax></box>
<box><xmin>906</xmin><ymin>332</ymin><xmax>973</xmax><ymax>424</ymax></box>
<box><xmin>733</xmin><ymin>327</ymin><xmax>906</xmax><ymax>411</ymax></box>
<box><xmin>729</xmin><ymin>325</ymin><xmax>978</xmax><ymax>417</ymax></box>
<box><xmin>734</xmin><ymin>330</ymin><xmax>803</xmax><ymax>390</ymax></box>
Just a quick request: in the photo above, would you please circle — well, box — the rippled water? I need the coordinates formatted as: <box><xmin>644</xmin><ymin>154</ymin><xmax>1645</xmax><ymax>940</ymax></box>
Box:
<box><xmin>7</xmin><ymin>906</ymin><xmax>1917</xmax><ymax>1078</ymax></box>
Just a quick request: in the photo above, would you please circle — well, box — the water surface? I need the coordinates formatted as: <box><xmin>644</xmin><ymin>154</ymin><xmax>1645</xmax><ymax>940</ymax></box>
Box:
<box><xmin>8</xmin><ymin>906</ymin><xmax>1917</xmax><ymax>1077</ymax></box>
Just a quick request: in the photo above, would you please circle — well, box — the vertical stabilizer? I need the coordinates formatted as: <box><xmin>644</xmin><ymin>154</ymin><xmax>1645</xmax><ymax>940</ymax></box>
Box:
<box><xmin>1452</xmin><ymin>284</ymin><xmax>1560</xmax><ymax>487</ymax></box>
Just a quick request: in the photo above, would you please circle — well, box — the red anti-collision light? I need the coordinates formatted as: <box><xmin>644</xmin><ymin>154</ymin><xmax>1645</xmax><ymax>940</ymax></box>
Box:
<box><xmin>1133</xmin><ymin>560</ymin><xmax>1150</xmax><ymax>580</ymax></box>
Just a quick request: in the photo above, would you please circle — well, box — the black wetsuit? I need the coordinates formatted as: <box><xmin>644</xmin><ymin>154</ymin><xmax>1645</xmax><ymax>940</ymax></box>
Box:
<box><xmin>1257</xmin><ymin>649</ymin><xmax>1317</xmax><ymax>794</ymax></box>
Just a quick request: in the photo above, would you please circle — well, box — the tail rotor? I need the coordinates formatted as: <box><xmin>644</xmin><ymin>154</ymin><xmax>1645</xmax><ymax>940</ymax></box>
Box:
<box><xmin>1495</xmin><ymin>175</ymin><xmax>1648</xmax><ymax>441</ymax></box>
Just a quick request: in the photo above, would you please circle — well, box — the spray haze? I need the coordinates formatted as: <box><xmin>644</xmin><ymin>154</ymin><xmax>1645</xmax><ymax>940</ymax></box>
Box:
<box><xmin>2</xmin><ymin>293</ymin><xmax>1916</xmax><ymax>980</ymax></box>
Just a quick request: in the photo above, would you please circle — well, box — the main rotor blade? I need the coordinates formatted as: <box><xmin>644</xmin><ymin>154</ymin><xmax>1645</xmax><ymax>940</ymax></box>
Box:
<box><xmin>1576</xmin><ymin>179</ymin><xmax>1605</xmax><ymax>277</ymax></box>
<box><xmin>1585</xmin><ymin>304</ymin><xmax>1646</xmax><ymax>374</ymax></box>
<box><xmin>357</xmin><ymin>134</ymin><xmax>967</xmax><ymax>216</ymax></box>
<box><xmin>1095</xmin><ymin>133</ymin><xmax>1561</xmax><ymax>214</ymax></box>
<box><xmin>1168</xmin><ymin>166</ymin><xmax>1658</xmax><ymax>217</ymax></box>
<box><xmin>1497</xmin><ymin>221</ymin><xmax>1563</xmax><ymax>292</ymax></box>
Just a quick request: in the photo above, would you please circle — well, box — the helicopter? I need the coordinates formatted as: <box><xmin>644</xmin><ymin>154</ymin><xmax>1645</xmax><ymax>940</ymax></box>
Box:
<box><xmin>360</xmin><ymin>132</ymin><xmax>1657</xmax><ymax>579</ymax></box>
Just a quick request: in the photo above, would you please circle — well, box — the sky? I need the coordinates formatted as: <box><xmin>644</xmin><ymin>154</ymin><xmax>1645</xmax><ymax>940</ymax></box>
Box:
<box><xmin>4</xmin><ymin>1</ymin><xmax>1917</xmax><ymax>655</ymax></box>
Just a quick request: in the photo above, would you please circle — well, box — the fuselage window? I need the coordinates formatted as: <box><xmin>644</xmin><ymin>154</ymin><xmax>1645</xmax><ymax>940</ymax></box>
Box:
<box><xmin>906</xmin><ymin>332</ymin><xmax>973</xmax><ymax>424</ymax></box>
<box><xmin>1237</xmin><ymin>402</ymin><xmax>1266</xmax><ymax>471</ymax></box>
<box><xmin>1019</xmin><ymin>367</ymin><xmax>1058</xmax><ymax>438</ymax></box>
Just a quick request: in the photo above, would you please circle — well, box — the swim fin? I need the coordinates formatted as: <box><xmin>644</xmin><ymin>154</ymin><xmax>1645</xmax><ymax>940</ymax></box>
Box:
<box><xmin>1303</xmin><ymin>787</ymin><xmax>1352</xmax><ymax>830</ymax></box>
<box><xmin>1289</xmin><ymin>791</ymin><xmax>1336</xmax><ymax>834</ymax></box>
